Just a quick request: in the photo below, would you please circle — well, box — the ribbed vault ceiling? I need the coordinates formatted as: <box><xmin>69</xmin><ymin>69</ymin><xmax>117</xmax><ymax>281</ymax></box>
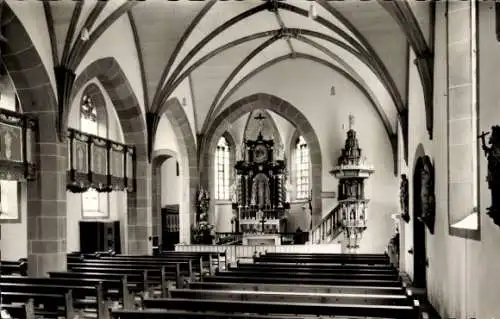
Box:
<box><xmin>43</xmin><ymin>0</ymin><xmax>432</xmax><ymax>148</ymax></box>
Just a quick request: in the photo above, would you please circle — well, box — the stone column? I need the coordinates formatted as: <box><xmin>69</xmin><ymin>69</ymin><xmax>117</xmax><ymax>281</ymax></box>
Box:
<box><xmin>151</xmin><ymin>162</ymin><xmax>162</xmax><ymax>245</ymax></box>
<box><xmin>26</xmin><ymin>111</ymin><xmax>67</xmax><ymax>276</ymax></box>
<box><xmin>127</xmin><ymin>157</ymin><xmax>152</xmax><ymax>255</ymax></box>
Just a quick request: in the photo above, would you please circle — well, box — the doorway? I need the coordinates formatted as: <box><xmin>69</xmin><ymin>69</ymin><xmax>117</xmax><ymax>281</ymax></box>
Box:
<box><xmin>152</xmin><ymin>150</ymin><xmax>181</xmax><ymax>252</ymax></box>
<box><xmin>412</xmin><ymin>157</ymin><xmax>427</xmax><ymax>289</ymax></box>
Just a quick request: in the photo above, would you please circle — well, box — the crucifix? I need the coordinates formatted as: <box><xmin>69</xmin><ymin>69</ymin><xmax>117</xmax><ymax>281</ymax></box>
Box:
<box><xmin>255</xmin><ymin>113</ymin><xmax>266</xmax><ymax>137</ymax></box>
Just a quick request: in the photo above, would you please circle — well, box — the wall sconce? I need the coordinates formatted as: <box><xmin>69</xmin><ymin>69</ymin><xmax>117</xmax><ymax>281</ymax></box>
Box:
<box><xmin>182</xmin><ymin>97</ymin><xmax>187</xmax><ymax>106</ymax></box>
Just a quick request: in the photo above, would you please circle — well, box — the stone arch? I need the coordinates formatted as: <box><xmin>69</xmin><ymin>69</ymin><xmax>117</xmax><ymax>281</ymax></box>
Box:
<box><xmin>156</xmin><ymin>98</ymin><xmax>198</xmax><ymax>243</ymax></box>
<box><xmin>1</xmin><ymin>4</ymin><xmax>67</xmax><ymax>275</ymax></box>
<box><xmin>71</xmin><ymin>57</ymin><xmax>149</xmax><ymax>254</ymax></box>
<box><xmin>201</xmin><ymin>93</ymin><xmax>323</xmax><ymax>227</ymax></box>
<box><xmin>151</xmin><ymin>148</ymin><xmax>178</xmax><ymax>247</ymax></box>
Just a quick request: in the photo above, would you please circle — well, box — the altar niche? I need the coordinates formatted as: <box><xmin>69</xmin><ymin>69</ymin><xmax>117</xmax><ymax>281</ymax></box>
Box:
<box><xmin>233</xmin><ymin>130</ymin><xmax>289</xmax><ymax>235</ymax></box>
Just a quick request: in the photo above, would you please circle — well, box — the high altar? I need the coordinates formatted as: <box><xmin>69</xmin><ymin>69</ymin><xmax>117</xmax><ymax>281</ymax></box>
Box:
<box><xmin>232</xmin><ymin>126</ymin><xmax>289</xmax><ymax>245</ymax></box>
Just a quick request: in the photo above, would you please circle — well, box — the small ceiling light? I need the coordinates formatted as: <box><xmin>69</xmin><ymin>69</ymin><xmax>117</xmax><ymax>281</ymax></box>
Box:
<box><xmin>80</xmin><ymin>28</ymin><xmax>90</xmax><ymax>42</ymax></box>
<box><xmin>309</xmin><ymin>3</ymin><xmax>318</xmax><ymax>20</ymax></box>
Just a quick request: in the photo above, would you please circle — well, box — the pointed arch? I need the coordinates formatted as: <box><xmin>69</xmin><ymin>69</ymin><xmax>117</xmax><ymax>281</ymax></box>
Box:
<box><xmin>71</xmin><ymin>57</ymin><xmax>149</xmax><ymax>254</ymax></box>
<box><xmin>155</xmin><ymin>98</ymin><xmax>198</xmax><ymax>243</ymax></box>
<box><xmin>1</xmin><ymin>3</ymin><xmax>64</xmax><ymax>275</ymax></box>
<box><xmin>151</xmin><ymin>148</ymin><xmax>178</xmax><ymax>248</ymax></box>
<box><xmin>201</xmin><ymin>93</ymin><xmax>323</xmax><ymax>226</ymax></box>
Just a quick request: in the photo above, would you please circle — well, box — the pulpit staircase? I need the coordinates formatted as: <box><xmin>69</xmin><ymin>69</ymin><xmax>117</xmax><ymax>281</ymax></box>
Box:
<box><xmin>309</xmin><ymin>204</ymin><xmax>343</xmax><ymax>244</ymax></box>
<box><xmin>309</xmin><ymin>199</ymin><xmax>368</xmax><ymax>244</ymax></box>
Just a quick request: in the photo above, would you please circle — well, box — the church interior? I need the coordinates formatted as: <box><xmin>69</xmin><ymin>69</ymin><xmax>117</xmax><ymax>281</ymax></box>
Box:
<box><xmin>0</xmin><ymin>0</ymin><xmax>498</xmax><ymax>318</ymax></box>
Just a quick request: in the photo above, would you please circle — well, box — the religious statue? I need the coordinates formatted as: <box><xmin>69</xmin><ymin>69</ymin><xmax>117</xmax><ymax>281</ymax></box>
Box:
<box><xmin>192</xmin><ymin>187</ymin><xmax>214</xmax><ymax>244</ymax></box>
<box><xmin>230</xmin><ymin>179</ymin><xmax>238</xmax><ymax>204</ymax></box>
<box><xmin>197</xmin><ymin>188</ymin><xmax>210</xmax><ymax>221</ymax></box>
<box><xmin>479</xmin><ymin>126</ymin><xmax>500</xmax><ymax>226</ymax></box>
<box><xmin>400</xmin><ymin>174</ymin><xmax>410</xmax><ymax>223</ymax></box>
<box><xmin>417</xmin><ymin>156</ymin><xmax>435</xmax><ymax>234</ymax></box>
<box><xmin>251</xmin><ymin>173</ymin><xmax>270</xmax><ymax>208</ymax></box>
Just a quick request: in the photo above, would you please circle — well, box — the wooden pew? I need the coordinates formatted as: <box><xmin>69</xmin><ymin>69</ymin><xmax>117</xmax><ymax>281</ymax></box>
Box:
<box><xmin>65</xmin><ymin>262</ymin><xmax>188</xmax><ymax>287</ymax></box>
<box><xmin>235</xmin><ymin>261</ymin><xmax>398</xmax><ymax>274</ymax></box>
<box><xmin>262</xmin><ymin>252</ymin><xmax>389</xmax><ymax>259</ymax></box>
<box><xmin>1</xmin><ymin>275</ymin><xmax>137</xmax><ymax>294</ymax></box>
<box><xmin>252</xmin><ymin>260</ymin><xmax>395</xmax><ymax>269</ymax></box>
<box><xmin>214</xmin><ymin>267</ymin><xmax>400</xmax><ymax>282</ymax></box>
<box><xmin>218</xmin><ymin>268</ymin><xmax>400</xmax><ymax>281</ymax></box>
<box><xmin>188</xmin><ymin>280</ymin><xmax>408</xmax><ymax>296</ymax></box>
<box><xmin>69</xmin><ymin>251</ymin><xmax>225</xmax><ymax>266</ymax></box>
<box><xmin>1</xmin><ymin>288</ymin><xmax>76</xmax><ymax>319</ymax></box>
<box><xmin>69</xmin><ymin>254</ymin><xmax>215</xmax><ymax>279</ymax></box>
<box><xmin>67</xmin><ymin>259</ymin><xmax>195</xmax><ymax>278</ymax></box>
<box><xmin>168</xmin><ymin>288</ymin><xmax>415</xmax><ymax>306</ymax></box>
<box><xmin>139</xmin><ymin>297</ymin><xmax>420</xmax><ymax>319</ymax></box>
<box><xmin>0</xmin><ymin>276</ymin><xmax>133</xmax><ymax>317</ymax></box>
<box><xmin>202</xmin><ymin>274</ymin><xmax>403</xmax><ymax>287</ymax></box>
<box><xmin>67</xmin><ymin>254</ymin><xmax>210</xmax><ymax>277</ymax></box>
<box><xmin>50</xmin><ymin>263</ymin><xmax>187</xmax><ymax>298</ymax></box>
<box><xmin>1</xmin><ymin>259</ymin><xmax>28</xmax><ymax>276</ymax></box>
<box><xmin>68</xmin><ymin>261</ymin><xmax>191</xmax><ymax>275</ymax></box>
<box><xmin>110</xmin><ymin>309</ymin><xmax>294</xmax><ymax>319</ymax></box>
<box><xmin>109</xmin><ymin>251</ymin><xmax>225</xmax><ymax>269</ymax></box>
<box><xmin>0</xmin><ymin>299</ymin><xmax>35</xmax><ymax>319</ymax></box>
<box><xmin>254</xmin><ymin>254</ymin><xmax>391</xmax><ymax>265</ymax></box>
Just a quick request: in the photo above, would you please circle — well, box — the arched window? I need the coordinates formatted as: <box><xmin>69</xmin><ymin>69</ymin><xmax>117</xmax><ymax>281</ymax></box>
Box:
<box><xmin>215</xmin><ymin>136</ymin><xmax>230</xmax><ymax>200</ymax></box>
<box><xmin>295</xmin><ymin>135</ymin><xmax>310</xmax><ymax>200</ymax></box>
<box><xmin>80</xmin><ymin>94</ymin><xmax>100</xmax><ymax>214</ymax></box>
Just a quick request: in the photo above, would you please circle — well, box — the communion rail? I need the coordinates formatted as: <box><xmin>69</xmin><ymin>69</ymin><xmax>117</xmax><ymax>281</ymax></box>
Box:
<box><xmin>215</xmin><ymin>232</ymin><xmax>309</xmax><ymax>245</ymax></box>
<box><xmin>175</xmin><ymin>243</ymin><xmax>341</xmax><ymax>262</ymax></box>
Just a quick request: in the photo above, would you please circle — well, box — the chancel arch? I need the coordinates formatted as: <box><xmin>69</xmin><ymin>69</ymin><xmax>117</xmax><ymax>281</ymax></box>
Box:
<box><xmin>201</xmin><ymin>93</ymin><xmax>322</xmax><ymax>228</ymax></box>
